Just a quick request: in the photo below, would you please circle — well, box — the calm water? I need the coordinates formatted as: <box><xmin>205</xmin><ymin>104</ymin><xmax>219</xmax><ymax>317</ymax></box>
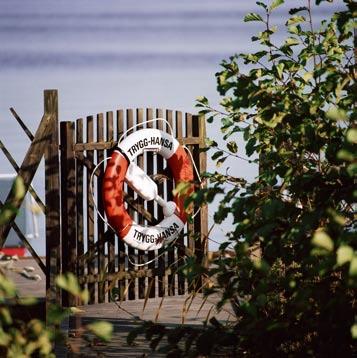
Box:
<box><xmin>0</xmin><ymin>0</ymin><xmax>344</xmax><ymax>254</ymax></box>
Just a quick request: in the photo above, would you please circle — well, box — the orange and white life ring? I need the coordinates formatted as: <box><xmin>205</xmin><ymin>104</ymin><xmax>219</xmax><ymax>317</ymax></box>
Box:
<box><xmin>102</xmin><ymin>127</ymin><xmax>194</xmax><ymax>251</ymax></box>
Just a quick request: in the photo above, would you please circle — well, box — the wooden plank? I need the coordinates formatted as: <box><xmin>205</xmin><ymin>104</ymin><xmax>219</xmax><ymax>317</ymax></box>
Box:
<box><xmin>198</xmin><ymin>114</ymin><xmax>208</xmax><ymax>288</ymax></box>
<box><xmin>86</xmin><ymin>115</ymin><xmax>95</xmax><ymax>304</ymax></box>
<box><xmin>76</xmin><ymin>119</ymin><xmax>84</xmax><ymax>281</ymax></box>
<box><xmin>0</xmin><ymin>139</ymin><xmax>45</xmax><ymax>213</ymax></box>
<box><xmin>185</xmin><ymin>113</ymin><xmax>195</xmax><ymax>292</ymax></box>
<box><xmin>176</xmin><ymin>111</ymin><xmax>186</xmax><ymax>295</ymax></box>
<box><xmin>136</xmin><ymin>108</ymin><xmax>146</xmax><ymax>299</ymax></box>
<box><xmin>74</xmin><ymin>141</ymin><xmax>116</xmax><ymax>152</ymax></box>
<box><xmin>106</xmin><ymin>111</ymin><xmax>115</xmax><ymax>301</ymax></box>
<box><xmin>60</xmin><ymin>121</ymin><xmax>77</xmax><ymax>307</ymax></box>
<box><xmin>156</xmin><ymin>109</ymin><xmax>165</xmax><ymax>297</ymax></box>
<box><xmin>166</xmin><ymin>110</ymin><xmax>175</xmax><ymax>296</ymax></box>
<box><xmin>73</xmin><ymin>138</ymin><xmax>200</xmax><ymax>151</ymax></box>
<box><xmin>0</xmin><ymin>114</ymin><xmax>51</xmax><ymax>245</ymax></box>
<box><xmin>146</xmin><ymin>108</ymin><xmax>156</xmax><ymax>298</ymax></box>
<box><xmin>126</xmin><ymin>109</ymin><xmax>136</xmax><ymax>300</ymax></box>
<box><xmin>97</xmin><ymin>113</ymin><xmax>106</xmax><ymax>303</ymax></box>
<box><xmin>79</xmin><ymin>266</ymin><xmax>176</xmax><ymax>285</ymax></box>
<box><xmin>191</xmin><ymin>114</ymin><xmax>202</xmax><ymax>291</ymax></box>
<box><xmin>117</xmin><ymin>109</ymin><xmax>126</xmax><ymax>301</ymax></box>
<box><xmin>44</xmin><ymin>89</ymin><xmax>61</xmax><ymax>313</ymax></box>
<box><xmin>9</xmin><ymin>107</ymin><xmax>35</xmax><ymax>141</ymax></box>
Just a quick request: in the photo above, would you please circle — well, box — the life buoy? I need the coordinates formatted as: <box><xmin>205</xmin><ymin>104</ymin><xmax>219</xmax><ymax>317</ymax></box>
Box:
<box><xmin>102</xmin><ymin>128</ymin><xmax>194</xmax><ymax>251</ymax></box>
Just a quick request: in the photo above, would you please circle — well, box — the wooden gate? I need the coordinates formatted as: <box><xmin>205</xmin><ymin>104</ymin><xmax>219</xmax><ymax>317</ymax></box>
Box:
<box><xmin>0</xmin><ymin>90</ymin><xmax>208</xmax><ymax>308</ymax></box>
<box><xmin>60</xmin><ymin>109</ymin><xmax>208</xmax><ymax>306</ymax></box>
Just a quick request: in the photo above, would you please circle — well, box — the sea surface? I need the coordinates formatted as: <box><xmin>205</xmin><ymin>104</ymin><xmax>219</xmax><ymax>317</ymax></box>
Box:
<box><xmin>0</xmin><ymin>0</ymin><xmax>344</xmax><ymax>255</ymax></box>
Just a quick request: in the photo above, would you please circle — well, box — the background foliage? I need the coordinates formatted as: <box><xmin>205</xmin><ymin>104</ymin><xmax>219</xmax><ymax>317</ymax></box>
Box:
<box><xmin>131</xmin><ymin>0</ymin><xmax>357</xmax><ymax>356</ymax></box>
<box><xmin>0</xmin><ymin>178</ymin><xmax>113</xmax><ymax>357</ymax></box>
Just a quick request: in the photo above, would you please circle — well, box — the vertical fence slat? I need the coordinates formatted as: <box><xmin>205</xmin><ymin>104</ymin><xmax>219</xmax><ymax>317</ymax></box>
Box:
<box><xmin>176</xmin><ymin>111</ymin><xmax>186</xmax><ymax>295</ymax></box>
<box><xmin>136</xmin><ymin>108</ymin><xmax>146</xmax><ymax>299</ymax></box>
<box><xmin>166</xmin><ymin>110</ymin><xmax>175</xmax><ymax>296</ymax></box>
<box><xmin>86</xmin><ymin>116</ymin><xmax>95</xmax><ymax>304</ymax></box>
<box><xmin>198</xmin><ymin>114</ymin><xmax>208</xmax><ymax>286</ymax></box>
<box><xmin>44</xmin><ymin>90</ymin><xmax>61</xmax><ymax>313</ymax></box>
<box><xmin>117</xmin><ymin>109</ymin><xmax>126</xmax><ymax>301</ymax></box>
<box><xmin>76</xmin><ymin>119</ymin><xmax>84</xmax><ymax>282</ymax></box>
<box><xmin>60</xmin><ymin>121</ymin><xmax>77</xmax><ymax>306</ymax></box>
<box><xmin>126</xmin><ymin>109</ymin><xmax>136</xmax><ymax>300</ymax></box>
<box><xmin>192</xmin><ymin>114</ymin><xmax>202</xmax><ymax>291</ymax></box>
<box><xmin>146</xmin><ymin>108</ymin><xmax>156</xmax><ymax>298</ymax></box>
<box><xmin>185</xmin><ymin>113</ymin><xmax>195</xmax><ymax>292</ymax></box>
<box><xmin>97</xmin><ymin>113</ymin><xmax>105</xmax><ymax>303</ymax></box>
<box><xmin>106</xmin><ymin>111</ymin><xmax>115</xmax><ymax>301</ymax></box>
<box><xmin>156</xmin><ymin>109</ymin><xmax>165</xmax><ymax>297</ymax></box>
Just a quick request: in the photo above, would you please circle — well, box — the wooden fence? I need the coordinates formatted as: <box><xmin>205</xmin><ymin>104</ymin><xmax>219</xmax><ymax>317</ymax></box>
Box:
<box><xmin>0</xmin><ymin>90</ymin><xmax>208</xmax><ymax>309</ymax></box>
<box><xmin>60</xmin><ymin>108</ymin><xmax>208</xmax><ymax>306</ymax></box>
<box><xmin>0</xmin><ymin>90</ymin><xmax>61</xmax><ymax>313</ymax></box>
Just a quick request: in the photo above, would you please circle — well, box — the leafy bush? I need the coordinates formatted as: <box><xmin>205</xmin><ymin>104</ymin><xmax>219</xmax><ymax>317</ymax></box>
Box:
<box><xmin>131</xmin><ymin>0</ymin><xmax>356</xmax><ymax>356</ymax></box>
<box><xmin>0</xmin><ymin>178</ymin><xmax>113</xmax><ymax>357</ymax></box>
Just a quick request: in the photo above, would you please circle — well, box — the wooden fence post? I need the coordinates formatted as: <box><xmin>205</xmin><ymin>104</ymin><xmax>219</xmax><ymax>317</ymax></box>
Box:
<box><xmin>44</xmin><ymin>90</ymin><xmax>61</xmax><ymax>313</ymax></box>
<box><xmin>60</xmin><ymin>121</ymin><xmax>77</xmax><ymax>307</ymax></box>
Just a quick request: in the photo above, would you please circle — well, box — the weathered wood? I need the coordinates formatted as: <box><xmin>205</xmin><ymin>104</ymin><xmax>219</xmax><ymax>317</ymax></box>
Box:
<box><xmin>146</xmin><ymin>108</ymin><xmax>156</xmax><ymax>298</ymax></box>
<box><xmin>80</xmin><ymin>266</ymin><xmax>176</xmax><ymax>285</ymax></box>
<box><xmin>86</xmin><ymin>116</ymin><xmax>95</xmax><ymax>304</ymax></box>
<box><xmin>97</xmin><ymin>113</ymin><xmax>106</xmax><ymax>303</ymax></box>
<box><xmin>0</xmin><ymin>114</ymin><xmax>51</xmax><ymax>246</ymax></box>
<box><xmin>156</xmin><ymin>109</ymin><xmax>166</xmax><ymax>297</ymax></box>
<box><xmin>0</xmin><ymin>139</ymin><xmax>45</xmax><ymax>213</ymax></box>
<box><xmin>185</xmin><ymin>113</ymin><xmax>196</xmax><ymax>292</ymax></box>
<box><xmin>73</xmin><ymin>138</ymin><xmax>201</xmax><ymax>151</ymax></box>
<box><xmin>137</xmin><ymin>108</ymin><xmax>146</xmax><ymax>299</ymax></box>
<box><xmin>9</xmin><ymin>107</ymin><xmax>35</xmax><ymax>141</ymax></box>
<box><xmin>176</xmin><ymin>111</ymin><xmax>186</xmax><ymax>295</ymax></box>
<box><xmin>60</xmin><ymin>121</ymin><xmax>77</xmax><ymax>306</ymax></box>
<box><xmin>73</xmin><ymin>141</ymin><xmax>116</xmax><ymax>152</ymax></box>
<box><xmin>106</xmin><ymin>111</ymin><xmax>115</xmax><ymax>301</ymax></box>
<box><xmin>44</xmin><ymin>89</ymin><xmax>61</xmax><ymax>312</ymax></box>
<box><xmin>76</xmin><ymin>118</ymin><xmax>84</xmax><ymax>280</ymax></box>
<box><xmin>116</xmin><ymin>109</ymin><xmax>126</xmax><ymax>301</ymax></box>
<box><xmin>166</xmin><ymin>110</ymin><xmax>175</xmax><ymax>296</ymax></box>
<box><xmin>198</xmin><ymin>114</ymin><xmax>208</xmax><ymax>284</ymax></box>
<box><xmin>126</xmin><ymin>109</ymin><xmax>136</xmax><ymax>300</ymax></box>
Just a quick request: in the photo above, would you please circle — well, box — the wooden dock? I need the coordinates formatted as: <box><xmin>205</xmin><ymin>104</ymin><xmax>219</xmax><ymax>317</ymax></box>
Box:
<box><xmin>9</xmin><ymin>258</ymin><xmax>233</xmax><ymax>357</ymax></box>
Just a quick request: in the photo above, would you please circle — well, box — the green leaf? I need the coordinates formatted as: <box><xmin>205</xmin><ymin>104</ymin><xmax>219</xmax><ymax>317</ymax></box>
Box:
<box><xmin>303</xmin><ymin>72</ymin><xmax>313</xmax><ymax>82</ymax></box>
<box><xmin>285</xmin><ymin>37</ymin><xmax>300</xmax><ymax>46</ymax></box>
<box><xmin>211</xmin><ymin>150</ymin><xmax>224</xmax><ymax>160</ymax></box>
<box><xmin>227</xmin><ymin>141</ymin><xmax>238</xmax><ymax>153</ymax></box>
<box><xmin>276</xmin><ymin>63</ymin><xmax>284</xmax><ymax>79</ymax></box>
<box><xmin>256</xmin><ymin>1</ymin><xmax>267</xmax><ymax>9</ymax></box>
<box><xmin>349</xmin><ymin>256</ymin><xmax>357</xmax><ymax>277</ymax></box>
<box><xmin>87</xmin><ymin>321</ymin><xmax>113</xmax><ymax>342</ymax></box>
<box><xmin>326</xmin><ymin>106</ymin><xmax>347</xmax><ymax>121</ymax></box>
<box><xmin>311</xmin><ymin>229</ymin><xmax>334</xmax><ymax>252</ymax></box>
<box><xmin>244</xmin><ymin>13</ymin><xmax>264</xmax><ymax>22</ymax></box>
<box><xmin>56</xmin><ymin>273</ymin><xmax>89</xmax><ymax>303</ymax></box>
<box><xmin>287</xmin><ymin>15</ymin><xmax>306</xmax><ymax>25</ymax></box>
<box><xmin>337</xmin><ymin>149</ymin><xmax>354</xmax><ymax>162</ymax></box>
<box><xmin>269</xmin><ymin>0</ymin><xmax>284</xmax><ymax>11</ymax></box>
<box><xmin>347</xmin><ymin>163</ymin><xmax>357</xmax><ymax>177</ymax></box>
<box><xmin>346</xmin><ymin>128</ymin><xmax>357</xmax><ymax>144</ymax></box>
<box><xmin>351</xmin><ymin>324</ymin><xmax>357</xmax><ymax>339</ymax></box>
<box><xmin>336</xmin><ymin>245</ymin><xmax>354</xmax><ymax>266</ymax></box>
<box><xmin>172</xmin><ymin>182</ymin><xmax>191</xmax><ymax>197</ymax></box>
<box><xmin>289</xmin><ymin>7</ymin><xmax>308</xmax><ymax>15</ymax></box>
